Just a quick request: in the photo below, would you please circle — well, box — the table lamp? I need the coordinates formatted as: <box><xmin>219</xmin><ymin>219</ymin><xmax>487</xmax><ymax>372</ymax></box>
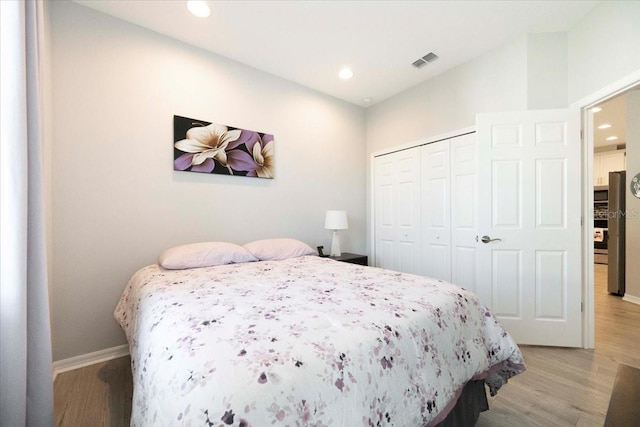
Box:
<box><xmin>324</xmin><ymin>210</ymin><xmax>348</xmax><ymax>257</ymax></box>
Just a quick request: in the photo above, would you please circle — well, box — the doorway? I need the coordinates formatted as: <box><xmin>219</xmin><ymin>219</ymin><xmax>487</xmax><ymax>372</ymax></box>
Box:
<box><xmin>591</xmin><ymin>93</ymin><xmax>627</xmax><ymax>294</ymax></box>
<box><xmin>583</xmin><ymin>80</ymin><xmax>640</xmax><ymax>348</ymax></box>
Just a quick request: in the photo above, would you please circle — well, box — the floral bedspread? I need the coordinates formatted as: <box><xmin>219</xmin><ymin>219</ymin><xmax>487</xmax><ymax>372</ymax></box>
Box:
<box><xmin>115</xmin><ymin>256</ymin><xmax>525</xmax><ymax>427</ymax></box>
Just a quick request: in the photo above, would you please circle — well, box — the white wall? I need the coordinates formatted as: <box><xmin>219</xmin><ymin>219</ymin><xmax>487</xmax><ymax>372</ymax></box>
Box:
<box><xmin>49</xmin><ymin>2</ymin><xmax>366</xmax><ymax>361</ymax></box>
<box><xmin>568</xmin><ymin>1</ymin><xmax>640</xmax><ymax>104</ymax></box>
<box><xmin>527</xmin><ymin>32</ymin><xmax>568</xmax><ymax>109</ymax></box>
<box><xmin>364</xmin><ymin>36</ymin><xmax>533</xmax><ymax>256</ymax></box>
<box><xmin>365</xmin><ymin>36</ymin><xmax>528</xmax><ymax>156</ymax></box>
<box><xmin>365</xmin><ymin>31</ymin><xmax>575</xmax><ymax>158</ymax></box>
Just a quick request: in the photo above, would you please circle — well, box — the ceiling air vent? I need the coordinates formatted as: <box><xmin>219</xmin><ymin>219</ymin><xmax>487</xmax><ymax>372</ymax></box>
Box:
<box><xmin>411</xmin><ymin>52</ymin><xmax>439</xmax><ymax>69</ymax></box>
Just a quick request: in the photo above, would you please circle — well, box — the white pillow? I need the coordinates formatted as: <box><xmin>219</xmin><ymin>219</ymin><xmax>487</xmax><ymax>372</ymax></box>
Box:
<box><xmin>159</xmin><ymin>241</ymin><xmax>258</xmax><ymax>270</ymax></box>
<box><xmin>243</xmin><ymin>238</ymin><xmax>316</xmax><ymax>261</ymax></box>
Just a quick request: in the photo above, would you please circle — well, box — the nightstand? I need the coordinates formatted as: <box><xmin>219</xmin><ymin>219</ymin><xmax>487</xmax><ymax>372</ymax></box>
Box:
<box><xmin>328</xmin><ymin>252</ymin><xmax>368</xmax><ymax>266</ymax></box>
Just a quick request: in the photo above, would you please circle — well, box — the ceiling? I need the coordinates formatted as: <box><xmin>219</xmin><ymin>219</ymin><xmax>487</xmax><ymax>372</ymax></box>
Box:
<box><xmin>74</xmin><ymin>0</ymin><xmax>600</xmax><ymax>108</ymax></box>
<box><xmin>592</xmin><ymin>94</ymin><xmax>628</xmax><ymax>150</ymax></box>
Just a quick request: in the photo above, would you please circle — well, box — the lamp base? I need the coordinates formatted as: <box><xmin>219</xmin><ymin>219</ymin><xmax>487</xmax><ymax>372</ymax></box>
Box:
<box><xmin>330</xmin><ymin>230</ymin><xmax>341</xmax><ymax>257</ymax></box>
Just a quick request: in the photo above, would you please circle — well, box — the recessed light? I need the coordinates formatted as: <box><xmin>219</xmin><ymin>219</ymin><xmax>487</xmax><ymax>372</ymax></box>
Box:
<box><xmin>187</xmin><ymin>0</ymin><xmax>211</xmax><ymax>18</ymax></box>
<box><xmin>598</xmin><ymin>123</ymin><xmax>612</xmax><ymax>129</ymax></box>
<box><xmin>606</xmin><ymin>136</ymin><xmax>618</xmax><ymax>141</ymax></box>
<box><xmin>362</xmin><ymin>97</ymin><xmax>373</xmax><ymax>103</ymax></box>
<box><xmin>338</xmin><ymin>68</ymin><xmax>353</xmax><ymax>80</ymax></box>
<box><xmin>592</xmin><ymin>107</ymin><xmax>602</xmax><ymax>113</ymax></box>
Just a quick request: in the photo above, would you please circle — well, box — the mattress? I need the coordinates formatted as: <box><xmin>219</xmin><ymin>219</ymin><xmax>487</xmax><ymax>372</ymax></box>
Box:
<box><xmin>115</xmin><ymin>255</ymin><xmax>524</xmax><ymax>426</ymax></box>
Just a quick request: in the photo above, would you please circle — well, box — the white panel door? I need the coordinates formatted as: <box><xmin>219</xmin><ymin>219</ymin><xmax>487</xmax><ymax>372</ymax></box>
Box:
<box><xmin>477</xmin><ymin>109</ymin><xmax>582</xmax><ymax>347</ymax></box>
<box><xmin>450</xmin><ymin>133</ymin><xmax>478</xmax><ymax>293</ymax></box>
<box><xmin>421</xmin><ymin>141</ymin><xmax>451</xmax><ymax>280</ymax></box>
<box><xmin>374</xmin><ymin>148</ymin><xmax>422</xmax><ymax>274</ymax></box>
<box><xmin>374</xmin><ymin>154</ymin><xmax>396</xmax><ymax>271</ymax></box>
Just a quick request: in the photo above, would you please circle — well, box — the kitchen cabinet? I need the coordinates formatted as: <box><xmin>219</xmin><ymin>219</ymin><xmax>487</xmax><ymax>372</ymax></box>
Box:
<box><xmin>594</xmin><ymin>150</ymin><xmax>625</xmax><ymax>186</ymax></box>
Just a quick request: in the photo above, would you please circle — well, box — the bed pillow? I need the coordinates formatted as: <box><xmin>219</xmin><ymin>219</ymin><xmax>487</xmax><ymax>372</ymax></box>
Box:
<box><xmin>158</xmin><ymin>241</ymin><xmax>258</xmax><ymax>269</ymax></box>
<box><xmin>243</xmin><ymin>238</ymin><xmax>316</xmax><ymax>261</ymax></box>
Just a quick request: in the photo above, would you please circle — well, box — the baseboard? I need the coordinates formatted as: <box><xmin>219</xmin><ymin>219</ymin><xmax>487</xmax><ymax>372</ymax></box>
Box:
<box><xmin>52</xmin><ymin>344</ymin><xmax>129</xmax><ymax>381</ymax></box>
<box><xmin>622</xmin><ymin>293</ymin><xmax>640</xmax><ymax>306</ymax></box>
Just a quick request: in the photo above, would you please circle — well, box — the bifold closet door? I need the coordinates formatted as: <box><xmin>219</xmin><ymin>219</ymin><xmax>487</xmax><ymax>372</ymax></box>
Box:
<box><xmin>374</xmin><ymin>148</ymin><xmax>422</xmax><ymax>275</ymax></box>
<box><xmin>420</xmin><ymin>134</ymin><xmax>478</xmax><ymax>287</ymax></box>
<box><xmin>449</xmin><ymin>133</ymin><xmax>478</xmax><ymax>293</ymax></box>
<box><xmin>421</xmin><ymin>141</ymin><xmax>452</xmax><ymax>281</ymax></box>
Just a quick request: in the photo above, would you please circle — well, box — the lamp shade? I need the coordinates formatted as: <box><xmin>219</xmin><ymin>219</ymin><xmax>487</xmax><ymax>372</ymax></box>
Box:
<box><xmin>324</xmin><ymin>210</ymin><xmax>348</xmax><ymax>230</ymax></box>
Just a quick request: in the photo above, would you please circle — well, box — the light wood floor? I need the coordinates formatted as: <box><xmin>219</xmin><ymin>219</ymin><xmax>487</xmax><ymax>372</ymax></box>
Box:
<box><xmin>477</xmin><ymin>263</ymin><xmax>640</xmax><ymax>427</ymax></box>
<box><xmin>54</xmin><ymin>264</ymin><xmax>640</xmax><ymax>426</ymax></box>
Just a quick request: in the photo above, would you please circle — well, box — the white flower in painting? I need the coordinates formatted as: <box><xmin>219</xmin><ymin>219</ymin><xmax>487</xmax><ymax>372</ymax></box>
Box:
<box><xmin>174</xmin><ymin>124</ymin><xmax>241</xmax><ymax>173</ymax></box>
<box><xmin>247</xmin><ymin>134</ymin><xmax>274</xmax><ymax>178</ymax></box>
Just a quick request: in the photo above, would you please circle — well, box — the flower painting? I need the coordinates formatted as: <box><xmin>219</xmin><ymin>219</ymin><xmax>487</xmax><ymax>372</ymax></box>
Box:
<box><xmin>173</xmin><ymin>115</ymin><xmax>274</xmax><ymax>179</ymax></box>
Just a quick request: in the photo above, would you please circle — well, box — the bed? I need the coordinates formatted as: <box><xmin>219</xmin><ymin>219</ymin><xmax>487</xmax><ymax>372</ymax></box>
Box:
<box><xmin>115</xmin><ymin>241</ymin><xmax>524</xmax><ymax>427</ymax></box>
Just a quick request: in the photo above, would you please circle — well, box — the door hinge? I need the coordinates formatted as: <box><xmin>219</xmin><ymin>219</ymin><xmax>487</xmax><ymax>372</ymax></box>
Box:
<box><xmin>581</xmin><ymin>302</ymin><xmax>584</xmax><ymax>312</ymax></box>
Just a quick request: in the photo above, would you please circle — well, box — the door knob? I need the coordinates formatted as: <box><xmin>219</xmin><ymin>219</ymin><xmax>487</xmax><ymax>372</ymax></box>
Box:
<box><xmin>481</xmin><ymin>235</ymin><xmax>502</xmax><ymax>244</ymax></box>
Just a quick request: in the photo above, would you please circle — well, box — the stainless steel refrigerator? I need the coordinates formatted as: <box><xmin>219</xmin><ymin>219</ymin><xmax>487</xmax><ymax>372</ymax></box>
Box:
<box><xmin>608</xmin><ymin>171</ymin><xmax>626</xmax><ymax>295</ymax></box>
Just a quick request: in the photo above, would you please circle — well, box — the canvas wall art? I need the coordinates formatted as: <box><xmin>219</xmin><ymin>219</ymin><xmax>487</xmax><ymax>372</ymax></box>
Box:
<box><xmin>173</xmin><ymin>115</ymin><xmax>274</xmax><ymax>179</ymax></box>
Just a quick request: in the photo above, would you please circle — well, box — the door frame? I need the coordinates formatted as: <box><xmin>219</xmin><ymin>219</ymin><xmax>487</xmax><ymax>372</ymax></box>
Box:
<box><xmin>572</xmin><ymin>69</ymin><xmax>640</xmax><ymax>349</ymax></box>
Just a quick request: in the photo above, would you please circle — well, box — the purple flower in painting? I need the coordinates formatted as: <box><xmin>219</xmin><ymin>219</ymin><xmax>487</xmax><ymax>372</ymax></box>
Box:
<box><xmin>243</xmin><ymin>132</ymin><xmax>274</xmax><ymax>178</ymax></box>
<box><xmin>224</xmin><ymin>130</ymin><xmax>260</xmax><ymax>172</ymax></box>
<box><xmin>174</xmin><ymin>124</ymin><xmax>241</xmax><ymax>173</ymax></box>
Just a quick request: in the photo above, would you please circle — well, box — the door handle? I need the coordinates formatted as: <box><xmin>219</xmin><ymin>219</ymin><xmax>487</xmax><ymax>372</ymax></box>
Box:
<box><xmin>481</xmin><ymin>235</ymin><xmax>502</xmax><ymax>244</ymax></box>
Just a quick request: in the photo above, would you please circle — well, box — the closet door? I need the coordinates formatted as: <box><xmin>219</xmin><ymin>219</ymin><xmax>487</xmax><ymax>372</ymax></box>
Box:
<box><xmin>421</xmin><ymin>141</ymin><xmax>451</xmax><ymax>281</ymax></box>
<box><xmin>374</xmin><ymin>148</ymin><xmax>422</xmax><ymax>274</ymax></box>
<box><xmin>450</xmin><ymin>133</ymin><xmax>478</xmax><ymax>292</ymax></box>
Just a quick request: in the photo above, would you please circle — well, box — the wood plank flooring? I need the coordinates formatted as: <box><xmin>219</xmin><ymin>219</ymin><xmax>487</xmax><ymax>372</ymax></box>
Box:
<box><xmin>54</xmin><ymin>263</ymin><xmax>640</xmax><ymax>426</ymax></box>
<box><xmin>477</xmin><ymin>264</ymin><xmax>640</xmax><ymax>427</ymax></box>
<box><xmin>54</xmin><ymin>356</ymin><xmax>132</xmax><ymax>427</ymax></box>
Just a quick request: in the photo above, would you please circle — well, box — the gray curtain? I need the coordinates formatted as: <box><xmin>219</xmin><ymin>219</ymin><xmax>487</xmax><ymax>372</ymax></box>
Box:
<box><xmin>0</xmin><ymin>0</ymin><xmax>54</xmax><ymax>426</ymax></box>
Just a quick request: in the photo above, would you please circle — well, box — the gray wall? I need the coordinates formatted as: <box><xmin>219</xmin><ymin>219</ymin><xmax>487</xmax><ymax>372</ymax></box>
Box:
<box><xmin>625</xmin><ymin>91</ymin><xmax>640</xmax><ymax>301</ymax></box>
<box><xmin>49</xmin><ymin>0</ymin><xmax>640</xmax><ymax>360</ymax></box>
<box><xmin>49</xmin><ymin>1</ymin><xmax>366</xmax><ymax>360</ymax></box>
